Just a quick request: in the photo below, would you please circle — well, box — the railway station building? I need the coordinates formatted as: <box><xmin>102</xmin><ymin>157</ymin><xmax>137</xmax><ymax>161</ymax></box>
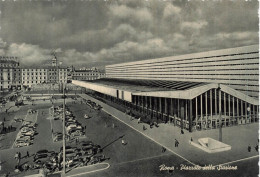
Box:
<box><xmin>72</xmin><ymin>45</ymin><xmax>259</xmax><ymax>132</ymax></box>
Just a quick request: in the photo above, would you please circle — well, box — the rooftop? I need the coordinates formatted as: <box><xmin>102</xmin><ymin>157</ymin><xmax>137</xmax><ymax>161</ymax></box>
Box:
<box><xmin>85</xmin><ymin>78</ymin><xmax>207</xmax><ymax>92</ymax></box>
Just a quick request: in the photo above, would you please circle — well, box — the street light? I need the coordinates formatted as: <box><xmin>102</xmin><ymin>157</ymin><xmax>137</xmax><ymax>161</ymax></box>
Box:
<box><xmin>217</xmin><ymin>85</ymin><xmax>222</xmax><ymax>142</ymax></box>
<box><xmin>62</xmin><ymin>82</ymin><xmax>66</xmax><ymax>176</ymax></box>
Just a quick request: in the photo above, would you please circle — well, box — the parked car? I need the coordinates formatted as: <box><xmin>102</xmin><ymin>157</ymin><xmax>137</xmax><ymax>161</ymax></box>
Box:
<box><xmin>88</xmin><ymin>154</ymin><xmax>107</xmax><ymax>165</ymax></box>
<box><xmin>66</xmin><ymin>158</ymin><xmax>83</xmax><ymax>168</ymax></box>
<box><xmin>15</xmin><ymin>141</ymin><xmax>30</xmax><ymax>147</ymax></box>
<box><xmin>53</xmin><ymin>133</ymin><xmax>62</xmax><ymax>142</ymax></box>
<box><xmin>84</xmin><ymin>114</ymin><xmax>91</xmax><ymax>119</ymax></box>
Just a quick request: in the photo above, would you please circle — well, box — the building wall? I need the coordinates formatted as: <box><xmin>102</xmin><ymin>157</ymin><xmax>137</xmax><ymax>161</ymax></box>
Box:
<box><xmin>21</xmin><ymin>68</ymin><xmax>48</xmax><ymax>88</ymax></box>
<box><xmin>72</xmin><ymin>70</ymin><xmax>105</xmax><ymax>81</ymax></box>
<box><xmin>106</xmin><ymin>45</ymin><xmax>259</xmax><ymax>99</ymax></box>
<box><xmin>0</xmin><ymin>57</ymin><xmax>20</xmax><ymax>91</ymax></box>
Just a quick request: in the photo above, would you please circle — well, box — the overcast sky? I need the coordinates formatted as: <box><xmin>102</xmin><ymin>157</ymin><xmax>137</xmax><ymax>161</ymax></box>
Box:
<box><xmin>0</xmin><ymin>0</ymin><xmax>258</xmax><ymax>68</ymax></box>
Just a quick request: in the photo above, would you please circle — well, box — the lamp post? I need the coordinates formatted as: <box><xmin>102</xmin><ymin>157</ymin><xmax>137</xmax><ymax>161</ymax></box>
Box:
<box><xmin>217</xmin><ymin>86</ymin><xmax>222</xmax><ymax>142</ymax></box>
<box><xmin>62</xmin><ymin>82</ymin><xmax>66</xmax><ymax>176</ymax></box>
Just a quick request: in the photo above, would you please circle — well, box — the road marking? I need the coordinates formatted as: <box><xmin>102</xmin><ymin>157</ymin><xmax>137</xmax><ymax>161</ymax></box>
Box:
<box><xmin>116</xmin><ymin>153</ymin><xmax>172</xmax><ymax>166</ymax></box>
<box><xmin>214</xmin><ymin>155</ymin><xmax>259</xmax><ymax>167</ymax></box>
<box><xmin>11</xmin><ymin>109</ymin><xmax>38</xmax><ymax>149</ymax></box>
<box><xmin>11</xmin><ymin>112</ymin><xmax>28</xmax><ymax>149</ymax></box>
<box><xmin>66</xmin><ymin>163</ymin><xmax>110</xmax><ymax>177</ymax></box>
<box><xmin>102</xmin><ymin>109</ymin><xmax>197</xmax><ymax>166</ymax></box>
<box><xmin>52</xmin><ymin>162</ymin><xmax>110</xmax><ymax>176</ymax></box>
<box><xmin>79</xmin><ymin>94</ymin><xmax>260</xmax><ymax>168</ymax></box>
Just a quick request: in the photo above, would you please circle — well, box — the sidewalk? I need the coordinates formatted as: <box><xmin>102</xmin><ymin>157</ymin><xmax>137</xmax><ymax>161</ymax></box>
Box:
<box><xmin>50</xmin><ymin>163</ymin><xmax>110</xmax><ymax>177</ymax></box>
<box><xmin>79</xmin><ymin>94</ymin><xmax>259</xmax><ymax>166</ymax></box>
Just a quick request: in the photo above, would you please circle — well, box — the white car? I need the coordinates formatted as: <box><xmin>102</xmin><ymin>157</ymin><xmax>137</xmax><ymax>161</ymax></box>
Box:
<box><xmin>21</xmin><ymin>131</ymin><xmax>35</xmax><ymax>136</ymax></box>
<box><xmin>84</xmin><ymin>114</ymin><xmax>90</xmax><ymax>119</ymax></box>
<box><xmin>15</xmin><ymin>141</ymin><xmax>30</xmax><ymax>147</ymax></box>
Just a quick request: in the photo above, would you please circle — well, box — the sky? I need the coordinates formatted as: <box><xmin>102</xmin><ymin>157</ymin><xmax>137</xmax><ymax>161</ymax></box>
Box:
<box><xmin>0</xmin><ymin>0</ymin><xmax>258</xmax><ymax>68</ymax></box>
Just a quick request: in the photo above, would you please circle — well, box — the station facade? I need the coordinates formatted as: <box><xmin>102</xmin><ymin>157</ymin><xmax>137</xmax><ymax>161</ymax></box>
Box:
<box><xmin>72</xmin><ymin>45</ymin><xmax>259</xmax><ymax>132</ymax></box>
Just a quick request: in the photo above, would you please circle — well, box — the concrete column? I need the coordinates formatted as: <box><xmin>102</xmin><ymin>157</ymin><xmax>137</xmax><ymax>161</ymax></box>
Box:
<box><xmin>219</xmin><ymin>90</ymin><xmax>221</xmax><ymax>127</ymax></box>
<box><xmin>177</xmin><ymin>99</ymin><xmax>180</xmax><ymax>118</ymax></box>
<box><xmin>165</xmin><ymin>98</ymin><xmax>168</xmax><ymax>122</ymax></box>
<box><xmin>233</xmin><ymin>96</ymin><xmax>235</xmax><ymax>124</ymax></box>
<box><xmin>210</xmin><ymin>89</ymin><xmax>213</xmax><ymax>129</ymax></box>
<box><xmin>228</xmin><ymin>94</ymin><xmax>231</xmax><ymax>126</ymax></box>
<box><xmin>196</xmin><ymin>96</ymin><xmax>198</xmax><ymax>129</ymax></box>
<box><xmin>200</xmin><ymin>94</ymin><xmax>203</xmax><ymax>128</ymax></box>
<box><xmin>241</xmin><ymin>100</ymin><xmax>243</xmax><ymax>124</ymax></box>
<box><xmin>245</xmin><ymin>102</ymin><xmax>247</xmax><ymax>124</ymax></box>
<box><xmin>237</xmin><ymin>98</ymin><xmax>239</xmax><ymax>124</ymax></box>
<box><xmin>150</xmin><ymin>97</ymin><xmax>152</xmax><ymax>115</ymax></box>
<box><xmin>189</xmin><ymin>100</ymin><xmax>193</xmax><ymax>132</ymax></box>
<box><xmin>256</xmin><ymin>105</ymin><xmax>259</xmax><ymax>121</ymax></box>
<box><xmin>158</xmin><ymin>97</ymin><xmax>162</xmax><ymax>118</ymax></box>
<box><xmin>156</xmin><ymin>97</ymin><xmax>158</xmax><ymax>118</ymax></box>
<box><xmin>224</xmin><ymin>92</ymin><xmax>226</xmax><ymax>127</ymax></box>
<box><xmin>170</xmin><ymin>98</ymin><xmax>173</xmax><ymax>116</ymax></box>
<box><xmin>146</xmin><ymin>96</ymin><xmax>148</xmax><ymax>114</ymax></box>
<box><xmin>215</xmin><ymin>89</ymin><xmax>217</xmax><ymax>115</ymax></box>
<box><xmin>253</xmin><ymin>105</ymin><xmax>255</xmax><ymax>122</ymax></box>
<box><xmin>185</xmin><ymin>100</ymin><xmax>188</xmax><ymax>121</ymax></box>
<box><xmin>142</xmin><ymin>96</ymin><xmax>144</xmax><ymax>113</ymax></box>
<box><xmin>205</xmin><ymin>91</ymin><xmax>208</xmax><ymax>128</ymax></box>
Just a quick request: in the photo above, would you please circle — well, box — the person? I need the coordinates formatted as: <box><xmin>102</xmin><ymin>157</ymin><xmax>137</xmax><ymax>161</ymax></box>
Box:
<box><xmin>162</xmin><ymin>146</ymin><xmax>166</xmax><ymax>153</ymax></box>
<box><xmin>181</xmin><ymin>129</ymin><xmax>184</xmax><ymax>134</ymax></box>
<box><xmin>175</xmin><ymin>139</ymin><xmax>179</xmax><ymax>147</ymax></box>
<box><xmin>143</xmin><ymin>125</ymin><xmax>146</xmax><ymax>131</ymax></box>
<box><xmin>27</xmin><ymin>151</ymin><xmax>29</xmax><ymax>158</ymax></box>
<box><xmin>150</xmin><ymin>123</ymin><xmax>153</xmax><ymax>129</ymax></box>
<box><xmin>14</xmin><ymin>152</ymin><xmax>19</xmax><ymax>160</ymax></box>
<box><xmin>255</xmin><ymin>145</ymin><xmax>258</xmax><ymax>152</ymax></box>
<box><xmin>248</xmin><ymin>145</ymin><xmax>251</xmax><ymax>152</ymax></box>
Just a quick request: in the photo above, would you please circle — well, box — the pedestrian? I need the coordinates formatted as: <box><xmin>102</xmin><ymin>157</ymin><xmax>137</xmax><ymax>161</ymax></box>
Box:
<box><xmin>14</xmin><ymin>152</ymin><xmax>18</xmax><ymax>160</ymax></box>
<box><xmin>175</xmin><ymin>139</ymin><xmax>179</xmax><ymax>147</ymax></box>
<box><xmin>18</xmin><ymin>152</ymin><xmax>21</xmax><ymax>160</ymax></box>
<box><xmin>255</xmin><ymin>145</ymin><xmax>258</xmax><ymax>152</ymax></box>
<box><xmin>138</xmin><ymin>117</ymin><xmax>141</xmax><ymax>124</ymax></box>
<box><xmin>143</xmin><ymin>125</ymin><xmax>146</xmax><ymax>131</ymax></box>
<box><xmin>112</xmin><ymin>123</ymin><xmax>115</xmax><ymax>128</ymax></box>
<box><xmin>248</xmin><ymin>145</ymin><xmax>251</xmax><ymax>152</ymax></box>
<box><xmin>191</xmin><ymin>137</ymin><xmax>193</xmax><ymax>142</ymax></box>
<box><xmin>27</xmin><ymin>151</ymin><xmax>29</xmax><ymax>158</ymax></box>
<box><xmin>162</xmin><ymin>146</ymin><xmax>166</xmax><ymax>153</ymax></box>
<box><xmin>51</xmin><ymin>129</ymin><xmax>53</xmax><ymax>133</ymax></box>
<box><xmin>181</xmin><ymin>129</ymin><xmax>184</xmax><ymax>134</ymax></box>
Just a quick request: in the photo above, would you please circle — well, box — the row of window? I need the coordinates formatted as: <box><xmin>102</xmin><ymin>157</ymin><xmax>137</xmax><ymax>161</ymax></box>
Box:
<box><xmin>107</xmin><ymin>51</ymin><xmax>258</xmax><ymax>69</ymax></box>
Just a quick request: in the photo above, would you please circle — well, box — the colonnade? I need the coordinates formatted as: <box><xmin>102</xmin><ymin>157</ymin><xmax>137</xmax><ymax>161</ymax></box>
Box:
<box><xmin>95</xmin><ymin>89</ymin><xmax>259</xmax><ymax>132</ymax></box>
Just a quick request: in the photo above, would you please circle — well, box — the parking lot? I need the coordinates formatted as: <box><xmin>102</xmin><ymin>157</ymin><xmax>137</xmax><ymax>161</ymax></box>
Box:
<box><xmin>0</xmin><ymin>93</ymin><xmax>258</xmax><ymax>177</ymax></box>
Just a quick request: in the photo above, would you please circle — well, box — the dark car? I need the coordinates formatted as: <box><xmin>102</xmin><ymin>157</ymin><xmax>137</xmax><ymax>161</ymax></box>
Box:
<box><xmin>34</xmin><ymin>153</ymin><xmax>49</xmax><ymax>163</ymax></box>
<box><xmin>88</xmin><ymin>154</ymin><xmax>107</xmax><ymax>165</ymax></box>
<box><xmin>80</xmin><ymin>141</ymin><xmax>94</xmax><ymax>146</ymax></box>
<box><xmin>36</xmin><ymin>149</ymin><xmax>48</xmax><ymax>155</ymax></box>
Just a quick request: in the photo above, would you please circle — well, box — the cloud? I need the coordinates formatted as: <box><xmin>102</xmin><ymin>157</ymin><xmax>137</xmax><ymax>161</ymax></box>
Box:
<box><xmin>5</xmin><ymin>43</ymin><xmax>51</xmax><ymax>66</ymax></box>
<box><xmin>0</xmin><ymin>1</ymin><xmax>257</xmax><ymax>67</ymax></box>
<box><xmin>163</xmin><ymin>3</ymin><xmax>181</xmax><ymax>18</ymax></box>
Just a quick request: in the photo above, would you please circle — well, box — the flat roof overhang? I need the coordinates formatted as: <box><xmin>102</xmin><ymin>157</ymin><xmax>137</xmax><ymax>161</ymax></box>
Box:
<box><xmin>72</xmin><ymin>80</ymin><xmax>259</xmax><ymax>106</ymax></box>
